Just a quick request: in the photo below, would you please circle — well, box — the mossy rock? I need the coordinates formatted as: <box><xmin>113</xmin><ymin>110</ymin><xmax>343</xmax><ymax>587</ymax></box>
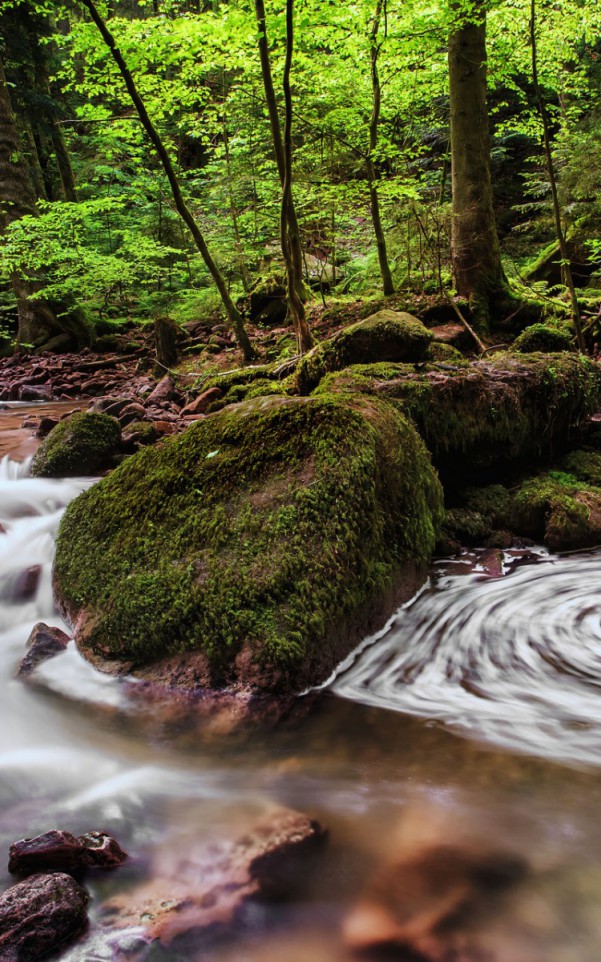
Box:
<box><xmin>31</xmin><ymin>412</ymin><xmax>121</xmax><ymax>478</ymax></box>
<box><xmin>510</xmin><ymin>472</ymin><xmax>601</xmax><ymax>551</ymax></box>
<box><xmin>53</xmin><ymin>394</ymin><xmax>443</xmax><ymax>694</ymax></box>
<box><xmin>317</xmin><ymin>352</ymin><xmax>601</xmax><ymax>475</ymax></box>
<box><xmin>512</xmin><ymin>324</ymin><xmax>574</xmax><ymax>354</ymax></box>
<box><xmin>295</xmin><ymin>310</ymin><xmax>433</xmax><ymax>394</ymax></box>
<box><xmin>442</xmin><ymin>508</ymin><xmax>491</xmax><ymax>545</ymax></box>
<box><xmin>425</xmin><ymin>342</ymin><xmax>468</xmax><ymax>365</ymax></box>
<box><xmin>462</xmin><ymin>484</ymin><xmax>512</xmax><ymax>528</ymax></box>
<box><xmin>561</xmin><ymin>449</ymin><xmax>601</xmax><ymax>487</ymax></box>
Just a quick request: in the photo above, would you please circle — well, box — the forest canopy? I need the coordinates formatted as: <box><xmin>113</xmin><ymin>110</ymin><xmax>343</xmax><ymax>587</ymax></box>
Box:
<box><xmin>0</xmin><ymin>0</ymin><xmax>600</xmax><ymax>353</ymax></box>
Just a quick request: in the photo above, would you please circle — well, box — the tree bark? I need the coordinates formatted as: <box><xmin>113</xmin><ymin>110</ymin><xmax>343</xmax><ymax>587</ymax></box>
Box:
<box><xmin>448</xmin><ymin>1</ymin><xmax>505</xmax><ymax>333</ymax></box>
<box><xmin>367</xmin><ymin>0</ymin><xmax>394</xmax><ymax>296</ymax></box>
<box><xmin>254</xmin><ymin>0</ymin><xmax>308</xmax><ymax>313</ymax></box>
<box><xmin>281</xmin><ymin>0</ymin><xmax>313</xmax><ymax>352</ymax></box>
<box><xmin>79</xmin><ymin>0</ymin><xmax>255</xmax><ymax>362</ymax></box>
<box><xmin>0</xmin><ymin>57</ymin><xmax>88</xmax><ymax>351</ymax></box>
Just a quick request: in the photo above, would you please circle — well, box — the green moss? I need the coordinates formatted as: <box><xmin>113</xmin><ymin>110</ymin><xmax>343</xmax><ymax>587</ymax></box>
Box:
<box><xmin>510</xmin><ymin>472</ymin><xmax>601</xmax><ymax>551</ymax></box>
<box><xmin>54</xmin><ymin>394</ymin><xmax>443</xmax><ymax>691</ymax></box>
<box><xmin>425</xmin><ymin>342</ymin><xmax>468</xmax><ymax>365</ymax></box>
<box><xmin>442</xmin><ymin>508</ymin><xmax>491</xmax><ymax>545</ymax></box>
<box><xmin>316</xmin><ymin>352</ymin><xmax>601</xmax><ymax>472</ymax></box>
<box><xmin>207</xmin><ymin>378</ymin><xmax>292</xmax><ymax>413</ymax></box>
<box><xmin>122</xmin><ymin>421</ymin><xmax>158</xmax><ymax>445</ymax></box>
<box><xmin>561</xmin><ymin>449</ymin><xmax>601</xmax><ymax>487</ymax></box>
<box><xmin>31</xmin><ymin>412</ymin><xmax>121</xmax><ymax>478</ymax></box>
<box><xmin>462</xmin><ymin>484</ymin><xmax>512</xmax><ymax>527</ymax></box>
<box><xmin>295</xmin><ymin>310</ymin><xmax>433</xmax><ymax>394</ymax></box>
<box><xmin>512</xmin><ymin>324</ymin><xmax>574</xmax><ymax>354</ymax></box>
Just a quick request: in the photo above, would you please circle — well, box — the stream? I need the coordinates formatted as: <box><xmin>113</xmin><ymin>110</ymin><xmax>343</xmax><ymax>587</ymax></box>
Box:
<box><xmin>2</xmin><ymin>402</ymin><xmax>601</xmax><ymax>961</ymax></box>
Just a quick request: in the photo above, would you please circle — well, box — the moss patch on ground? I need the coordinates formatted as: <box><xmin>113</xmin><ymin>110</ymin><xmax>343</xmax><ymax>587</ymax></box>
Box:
<box><xmin>31</xmin><ymin>412</ymin><xmax>121</xmax><ymax>478</ymax></box>
<box><xmin>295</xmin><ymin>310</ymin><xmax>433</xmax><ymax>394</ymax></box>
<box><xmin>54</xmin><ymin>394</ymin><xmax>443</xmax><ymax>692</ymax></box>
<box><xmin>512</xmin><ymin>323</ymin><xmax>574</xmax><ymax>354</ymax></box>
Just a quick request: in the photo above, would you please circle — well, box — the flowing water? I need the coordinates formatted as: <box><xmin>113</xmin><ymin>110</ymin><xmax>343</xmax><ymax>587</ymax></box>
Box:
<box><xmin>3</xmin><ymin>403</ymin><xmax>601</xmax><ymax>961</ymax></box>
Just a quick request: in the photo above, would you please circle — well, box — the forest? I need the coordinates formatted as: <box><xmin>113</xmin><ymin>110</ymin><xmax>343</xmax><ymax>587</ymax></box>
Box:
<box><xmin>2</xmin><ymin>2</ymin><xmax>601</xmax><ymax>961</ymax></box>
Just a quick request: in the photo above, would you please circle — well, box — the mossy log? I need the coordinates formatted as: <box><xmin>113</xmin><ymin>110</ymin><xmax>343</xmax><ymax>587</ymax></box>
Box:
<box><xmin>54</xmin><ymin>394</ymin><xmax>443</xmax><ymax>694</ymax></box>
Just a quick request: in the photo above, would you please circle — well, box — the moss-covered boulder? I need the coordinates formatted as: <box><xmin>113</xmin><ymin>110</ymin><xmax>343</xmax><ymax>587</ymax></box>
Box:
<box><xmin>561</xmin><ymin>449</ymin><xmax>601</xmax><ymax>487</ymax></box>
<box><xmin>512</xmin><ymin>324</ymin><xmax>574</xmax><ymax>354</ymax></box>
<box><xmin>316</xmin><ymin>352</ymin><xmax>601</xmax><ymax>475</ymax></box>
<box><xmin>510</xmin><ymin>472</ymin><xmax>601</xmax><ymax>551</ymax></box>
<box><xmin>54</xmin><ymin>394</ymin><xmax>443</xmax><ymax>694</ymax></box>
<box><xmin>31</xmin><ymin>412</ymin><xmax>121</xmax><ymax>478</ymax></box>
<box><xmin>295</xmin><ymin>310</ymin><xmax>433</xmax><ymax>394</ymax></box>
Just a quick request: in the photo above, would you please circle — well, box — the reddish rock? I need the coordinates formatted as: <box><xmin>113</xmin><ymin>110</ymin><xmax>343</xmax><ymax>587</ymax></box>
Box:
<box><xmin>180</xmin><ymin>387</ymin><xmax>223</xmax><ymax>417</ymax></box>
<box><xmin>17</xmin><ymin>623</ymin><xmax>71</xmax><ymax>677</ymax></box>
<box><xmin>0</xmin><ymin>872</ymin><xmax>89</xmax><ymax>961</ymax></box>
<box><xmin>102</xmin><ymin>807</ymin><xmax>326</xmax><ymax>947</ymax></box>
<box><xmin>19</xmin><ymin>384</ymin><xmax>52</xmax><ymax>402</ymax></box>
<box><xmin>12</xmin><ymin>566</ymin><xmax>41</xmax><ymax>602</ymax></box>
<box><xmin>118</xmin><ymin>403</ymin><xmax>147</xmax><ymax>426</ymax></box>
<box><xmin>8</xmin><ymin>829</ymin><xmax>127</xmax><ymax>876</ymax></box>
<box><xmin>145</xmin><ymin>376</ymin><xmax>181</xmax><ymax>406</ymax></box>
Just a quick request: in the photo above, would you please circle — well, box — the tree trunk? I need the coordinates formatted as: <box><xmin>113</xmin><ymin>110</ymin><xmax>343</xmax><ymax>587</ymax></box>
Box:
<box><xmin>281</xmin><ymin>0</ymin><xmax>313</xmax><ymax>352</ymax></box>
<box><xmin>154</xmin><ymin>316</ymin><xmax>179</xmax><ymax>369</ymax></box>
<box><xmin>79</xmin><ymin>0</ymin><xmax>255</xmax><ymax>362</ymax></box>
<box><xmin>448</xmin><ymin>1</ymin><xmax>505</xmax><ymax>333</ymax></box>
<box><xmin>367</xmin><ymin>0</ymin><xmax>394</xmax><ymax>296</ymax></box>
<box><xmin>0</xmin><ymin>57</ymin><xmax>88</xmax><ymax>351</ymax></box>
<box><xmin>254</xmin><ymin>0</ymin><xmax>308</xmax><ymax>310</ymax></box>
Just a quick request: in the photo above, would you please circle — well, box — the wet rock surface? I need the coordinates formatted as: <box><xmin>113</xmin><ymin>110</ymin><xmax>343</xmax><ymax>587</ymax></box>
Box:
<box><xmin>0</xmin><ymin>872</ymin><xmax>89</xmax><ymax>961</ymax></box>
<box><xmin>17</xmin><ymin>623</ymin><xmax>71</xmax><ymax>676</ymax></box>
<box><xmin>8</xmin><ymin>829</ymin><xmax>128</xmax><ymax>877</ymax></box>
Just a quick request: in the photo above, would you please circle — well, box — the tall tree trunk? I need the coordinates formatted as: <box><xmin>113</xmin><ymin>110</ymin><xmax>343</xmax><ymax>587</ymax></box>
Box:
<box><xmin>529</xmin><ymin>0</ymin><xmax>585</xmax><ymax>352</ymax></box>
<box><xmin>79</xmin><ymin>0</ymin><xmax>255</xmax><ymax>362</ymax></box>
<box><xmin>367</xmin><ymin>0</ymin><xmax>394</xmax><ymax>296</ymax></box>
<box><xmin>253</xmin><ymin>0</ymin><xmax>309</xmax><ymax>313</ymax></box>
<box><xmin>448</xmin><ymin>0</ymin><xmax>505</xmax><ymax>333</ymax></box>
<box><xmin>0</xmin><ymin>57</ymin><xmax>88</xmax><ymax>351</ymax></box>
<box><xmin>281</xmin><ymin>0</ymin><xmax>313</xmax><ymax>352</ymax></box>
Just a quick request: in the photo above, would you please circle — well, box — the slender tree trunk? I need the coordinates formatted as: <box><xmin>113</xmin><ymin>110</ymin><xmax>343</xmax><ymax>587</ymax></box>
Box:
<box><xmin>0</xmin><ymin>57</ymin><xmax>88</xmax><ymax>351</ymax></box>
<box><xmin>529</xmin><ymin>0</ymin><xmax>585</xmax><ymax>352</ymax></box>
<box><xmin>223</xmin><ymin>117</ymin><xmax>251</xmax><ymax>292</ymax></box>
<box><xmin>78</xmin><ymin>0</ymin><xmax>255</xmax><ymax>361</ymax></box>
<box><xmin>448</xmin><ymin>0</ymin><xmax>505</xmax><ymax>333</ymax></box>
<box><xmin>18</xmin><ymin>118</ymin><xmax>48</xmax><ymax>201</ymax></box>
<box><xmin>367</xmin><ymin>0</ymin><xmax>394</xmax><ymax>296</ymax></box>
<box><xmin>281</xmin><ymin>0</ymin><xmax>313</xmax><ymax>351</ymax></box>
<box><xmin>254</xmin><ymin>0</ymin><xmax>308</xmax><ymax>309</ymax></box>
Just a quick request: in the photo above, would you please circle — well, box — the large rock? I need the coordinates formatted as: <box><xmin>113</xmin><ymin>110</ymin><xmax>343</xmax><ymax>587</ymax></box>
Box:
<box><xmin>53</xmin><ymin>394</ymin><xmax>442</xmax><ymax>693</ymax></box>
<box><xmin>8</xmin><ymin>829</ymin><xmax>127</xmax><ymax>876</ymax></box>
<box><xmin>295</xmin><ymin>310</ymin><xmax>433</xmax><ymax>394</ymax></box>
<box><xmin>30</xmin><ymin>412</ymin><xmax>121</xmax><ymax>478</ymax></box>
<box><xmin>315</xmin><ymin>352</ymin><xmax>601</xmax><ymax>476</ymax></box>
<box><xmin>0</xmin><ymin>872</ymin><xmax>89</xmax><ymax>961</ymax></box>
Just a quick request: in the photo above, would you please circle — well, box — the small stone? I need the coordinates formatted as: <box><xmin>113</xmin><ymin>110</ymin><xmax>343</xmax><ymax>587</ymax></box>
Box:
<box><xmin>18</xmin><ymin>623</ymin><xmax>71</xmax><ymax>677</ymax></box>
<box><xmin>180</xmin><ymin>387</ymin><xmax>223</xmax><ymax>417</ymax></box>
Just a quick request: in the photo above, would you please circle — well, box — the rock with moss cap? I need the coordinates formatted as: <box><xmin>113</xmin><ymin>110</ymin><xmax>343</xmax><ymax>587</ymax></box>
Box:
<box><xmin>512</xmin><ymin>323</ymin><xmax>574</xmax><ymax>354</ymax></box>
<box><xmin>31</xmin><ymin>412</ymin><xmax>122</xmax><ymax>478</ymax></box>
<box><xmin>53</xmin><ymin>394</ymin><xmax>443</xmax><ymax>695</ymax></box>
<box><xmin>510</xmin><ymin>471</ymin><xmax>601</xmax><ymax>551</ymax></box>
<box><xmin>295</xmin><ymin>310</ymin><xmax>433</xmax><ymax>394</ymax></box>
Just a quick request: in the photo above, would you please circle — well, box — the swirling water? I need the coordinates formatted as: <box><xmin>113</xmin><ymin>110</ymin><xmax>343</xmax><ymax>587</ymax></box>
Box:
<box><xmin>3</xmin><ymin>404</ymin><xmax>601</xmax><ymax>961</ymax></box>
<box><xmin>333</xmin><ymin>553</ymin><xmax>601</xmax><ymax>766</ymax></box>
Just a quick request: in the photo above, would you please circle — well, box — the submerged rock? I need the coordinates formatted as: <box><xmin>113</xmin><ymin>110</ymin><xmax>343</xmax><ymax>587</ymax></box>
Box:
<box><xmin>30</xmin><ymin>411</ymin><xmax>121</xmax><ymax>478</ymax></box>
<box><xmin>53</xmin><ymin>394</ymin><xmax>442</xmax><ymax>694</ymax></box>
<box><xmin>101</xmin><ymin>807</ymin><xmax>326</xmax><ymax>948</ymax></box>
<box><xmin>0</xmin><ymin>872</ymin><xmax>89</xmax><ymax>960</ymax></box>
